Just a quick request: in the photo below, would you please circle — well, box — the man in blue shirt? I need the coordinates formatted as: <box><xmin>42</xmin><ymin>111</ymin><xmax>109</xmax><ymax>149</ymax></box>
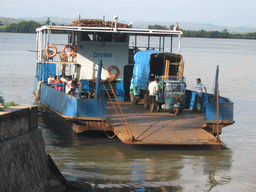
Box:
<box><xmin>195</xmin><ymin>78</ymin><xmax>207</xmax><ymax>112</ymax></box>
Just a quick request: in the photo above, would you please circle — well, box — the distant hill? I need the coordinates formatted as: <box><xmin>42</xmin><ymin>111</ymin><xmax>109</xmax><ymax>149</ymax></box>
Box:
<box><xmin>1</xmin><ymin>16</ymin><xmax>255</xmax><ymax>33</ymax></box>
<box><xmin>131</xmin><ymin>21</ymin><xmax>256</xmax><ymax>33</ymax></box>
<box><xmin>21</xmin><ymin>17</ymin><xmax>74</xmax><ymax>25</ymax></box>
<box><xmin>0</xmin><ymin>17</ymin><xmax>74</xmax><ymax>26</ymax></box>
<box><xmin>0</xmin><ymin>17</ymin><xmax>25</xmax><ymax>25</ymax></box>
<box><xmin>179</xmin><ymin>22</ymin><xmax>256</xmax><ymax>33</ymax></box>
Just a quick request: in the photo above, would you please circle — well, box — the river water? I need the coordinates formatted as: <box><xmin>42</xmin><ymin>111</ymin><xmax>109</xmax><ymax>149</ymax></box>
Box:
<box><xmin>0</xmin><ymin>33</ymin><xmax>255</xmax><ymax>191</ymax></box>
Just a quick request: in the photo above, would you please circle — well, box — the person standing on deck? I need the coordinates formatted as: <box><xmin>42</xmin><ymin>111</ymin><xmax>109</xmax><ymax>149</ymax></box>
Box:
<box><xmin>65</xmin><ymin>77</ymin><xmax>73</xmax><ymax>94</ymax></box>
<box><xmin>148</xmin><ymin>78</ymin><xmax>159</xmax><ymax>112</ymax></box>
<box><xmin>195</xmin><ymin>78</ymin><xmax>207</xmax><ymax>112</ymax></box>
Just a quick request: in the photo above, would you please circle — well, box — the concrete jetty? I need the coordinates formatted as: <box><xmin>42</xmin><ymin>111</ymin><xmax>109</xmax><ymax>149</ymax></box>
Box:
<box><xmin>0</xmin><ymin>105</ymin><xmax>91</xmax><ymax>192</ymax></box>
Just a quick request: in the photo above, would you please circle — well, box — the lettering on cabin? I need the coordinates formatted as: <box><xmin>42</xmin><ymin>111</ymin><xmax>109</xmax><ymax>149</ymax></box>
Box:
<box><xmin>93</xmin><ymin>53</ymin><xmax>112</xmax><ymax>58</ymax></box>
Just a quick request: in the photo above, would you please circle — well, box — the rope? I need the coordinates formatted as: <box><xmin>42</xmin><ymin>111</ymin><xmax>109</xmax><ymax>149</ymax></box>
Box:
<box><xmin>35</xmin><ymin>80</ymin><xmax>43</xmax><ymax>102</ymax></box>
<box><xmin>99</xmin><ymin>87</ymin><xmax>116</xmax><ymax>139</ymax></box>
<box><xmin>99</xmin><ymin>69</ymin><xmax>134</xmax><ymax>141</ymax></box>
<box><xmin>106</xmin><ymin>80</ymin><xmax>135</xmax><ymax>140</ymax></box>
<box><xmin>103</xmin><ymin>83</ymin><xmax>134</xmax><ymax>141</ymax></box>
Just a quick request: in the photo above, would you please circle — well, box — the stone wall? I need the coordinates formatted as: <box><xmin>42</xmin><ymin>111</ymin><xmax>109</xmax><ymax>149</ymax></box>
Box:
<box><xmin>0</xmin><ymin>106</ymin><xmax>66</xmax><ymax>192</ymax></box>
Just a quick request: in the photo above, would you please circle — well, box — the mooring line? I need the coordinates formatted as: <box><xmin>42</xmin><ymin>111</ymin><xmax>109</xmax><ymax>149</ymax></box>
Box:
<box><xmin>99</xmin><ymin>88</ymin><xmax>116</xmax><ymax>139</ymax></box>
<box><xmin>106</xmin><ymin>80</ymin><xmax>135</xmax><ymax>140</ymax></box>
<box><xmin>103</xmin><ymin>83</ymin><xmax>134</xmax><ymax>140</ymax></box>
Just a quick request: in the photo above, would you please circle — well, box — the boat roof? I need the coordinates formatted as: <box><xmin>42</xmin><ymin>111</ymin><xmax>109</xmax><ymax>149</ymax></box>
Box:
<box><xmin>36</xmin><ymin>25</ymin><xmax>183</xmax><ymax>36</ymax></box>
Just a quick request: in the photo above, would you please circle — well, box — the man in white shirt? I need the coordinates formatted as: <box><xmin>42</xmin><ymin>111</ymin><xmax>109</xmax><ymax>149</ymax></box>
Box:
<box><xmin>148</xmin><ymin>78</ymin><xmax>159</xmax><ymax>112</ymax></box>
<box><xmin>196</xmin><ymin>78</ymin><xmax>207</xmax><ymax>94</ymax></box>
<box><xmin>47</xmin><ymin>74</ymin><xmax>55</xmax><ymax>84</ymax></box>
<box><xmin>148</xmin><ymin>78</ymin><xmax>159</xmax><ymax>96</ymax></box>
<box><xmin>195</xmin><ymin>78</ymin><xmax>207</xmax><ymax>112</ymax></box>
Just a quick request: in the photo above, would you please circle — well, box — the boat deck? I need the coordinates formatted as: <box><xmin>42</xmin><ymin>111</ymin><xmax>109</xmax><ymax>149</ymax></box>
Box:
<box><xmin>107</xmin><ymin>103</ymin><xmax>222</xmax><ymax>145</ymax></box>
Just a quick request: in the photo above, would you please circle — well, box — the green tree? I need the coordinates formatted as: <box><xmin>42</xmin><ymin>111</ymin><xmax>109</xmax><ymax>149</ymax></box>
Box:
<box><xmin>148</xmin><ymin>24</ymin><xmax>168</xmax><ymax>30</ymax></box>
<box><xmin>3</xmin><ymin>20</ymin><xmax>41</xmax><ymax>33</ymax></box>
<box><xmin>222</xmin><ymin>28</ymin><xmax>228</xmax><ymax>33</ymax></box>
<box><xmin>4</xmin><ymin>23</ymin><xmax>17</xmax><ymax>32</ymax></box>
<box><xmin>221</xmin><ymin>28</ymin><xmax>229</xmax><ymax>38</ymax></box>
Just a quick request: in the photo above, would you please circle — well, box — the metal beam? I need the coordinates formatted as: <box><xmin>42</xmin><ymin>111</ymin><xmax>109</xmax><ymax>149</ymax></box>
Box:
<box><xmin>148</xmin><ymin>35</ymin><xmax>150</xmax><ymax>50</ymax></box>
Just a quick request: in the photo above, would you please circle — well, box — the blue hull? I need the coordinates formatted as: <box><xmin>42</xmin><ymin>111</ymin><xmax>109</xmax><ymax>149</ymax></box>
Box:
<box><xmin>34</xmin><ymin>77</ymin><xmax>107</xmax><ymax>123</ymax></box>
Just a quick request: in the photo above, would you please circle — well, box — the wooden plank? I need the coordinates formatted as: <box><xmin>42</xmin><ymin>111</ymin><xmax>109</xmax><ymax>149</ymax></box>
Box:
<box><xmin>72</xmin><ymin>19</ymin><xmax>129</xmax><ymax>28</ymax></box>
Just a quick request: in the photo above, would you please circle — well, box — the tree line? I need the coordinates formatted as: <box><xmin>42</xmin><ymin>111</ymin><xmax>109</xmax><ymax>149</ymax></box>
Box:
<box><xmin>148</xmin><ymin>24</ymin><xmax>256</xmax><ymax>40</ymax></box>
<box><xmin>1</xmin><ymin>21</ymin><xmax>256</xmax><ymax>39</ymax></box>
<box><xmin>0</xmin><ymin>20</ymin><xmax>42</xmax><ymax>33</ymax></box>
<box><xmin>183</xmin><ymin>29</ymin><xmax>256</xmax><ymax>39</ymax></box>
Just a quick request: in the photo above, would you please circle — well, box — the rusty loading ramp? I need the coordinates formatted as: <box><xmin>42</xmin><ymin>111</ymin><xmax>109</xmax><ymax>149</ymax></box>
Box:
<box><xmin>106</xmin><ymin>103</ymin><xmax>222</xmax><ymax>145</ymax></box>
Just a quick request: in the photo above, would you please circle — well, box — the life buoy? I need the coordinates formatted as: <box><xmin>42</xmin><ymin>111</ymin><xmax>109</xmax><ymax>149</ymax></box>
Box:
<box><xmin>62</xmin><ymin>45</ymin><xmax>72</xmax><ymax>57</ymax></box>
<box><xmin>45</xmin><ymin>44</ymin><xmax>57</xmax><ymax>58</ymax></box>
<box><xmin>107</xmin><ymin>65</ymin><xmax>120</xmax><ymax>78</ymax></box>
<box><xmin>62</xmin><ymin>45</ymin><xmax>77</xmax><ymax>57</ymax></box>
<box><xmin>71</xmin><ymin>45</ymin><xmax>77</xmax><ymax>57</ymax></box>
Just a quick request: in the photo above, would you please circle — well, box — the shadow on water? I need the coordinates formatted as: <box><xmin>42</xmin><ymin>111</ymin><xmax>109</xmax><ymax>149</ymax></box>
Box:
<box><xmin>38</xmin><ymin>105</ymin><xmax>233</xmax><ymax>192</ymax></box>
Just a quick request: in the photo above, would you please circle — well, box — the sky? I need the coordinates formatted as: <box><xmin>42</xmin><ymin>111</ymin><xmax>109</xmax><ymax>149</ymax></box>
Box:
<box><xmin>0</xmin><ymin>0</ymin><xmax>255</xmax><ymax>27</ymax></box>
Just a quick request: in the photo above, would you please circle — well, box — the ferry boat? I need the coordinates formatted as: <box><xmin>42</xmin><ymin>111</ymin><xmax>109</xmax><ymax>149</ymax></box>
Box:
<box><xmin>34</xmin><ymin>17</ymin><xmax>234</xmax><ymax>146</ymax></box>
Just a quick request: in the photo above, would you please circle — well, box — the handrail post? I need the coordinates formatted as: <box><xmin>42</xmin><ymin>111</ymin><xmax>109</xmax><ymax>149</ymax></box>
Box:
<box><xmin>178</xmin><ymin>34</ymin><xmax>181</xmax><ymax>54</ymax></box>
<box><xmin>216</xmin><ymin>84</ymin><xmax>220</xmax><ymax>142</ymax></box>
<box><xmin>95</xmin><ymin>60</ymin><xmax>103</xmax><ymax>99</ymax></box>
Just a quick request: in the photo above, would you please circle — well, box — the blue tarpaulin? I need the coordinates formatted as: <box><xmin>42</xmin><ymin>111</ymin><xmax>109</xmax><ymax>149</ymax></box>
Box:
<box><xmin>132</xmin><ymin>50</ymin><xmax>161</xmax><ymax>90</ymax></box>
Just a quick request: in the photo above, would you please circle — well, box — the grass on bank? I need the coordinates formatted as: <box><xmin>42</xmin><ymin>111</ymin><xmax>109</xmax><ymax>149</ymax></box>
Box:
<box><xmin>0</xmin><ymin>95</ymin><xmax>19</xmax><ymax>110</ymax></box>
<box><xmin>2</xmin><ymin>102</ymin><xmax>19</xmax><ymax>109</ymax></box>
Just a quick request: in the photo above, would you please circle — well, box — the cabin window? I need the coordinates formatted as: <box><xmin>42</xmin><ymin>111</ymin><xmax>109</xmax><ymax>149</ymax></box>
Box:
<box><xmin>68</xmin><ymin>32</ymin><xmax>77</xmax><ymax>44</ymax></box>
<box><xmin>68</xmin><ymin>34</ymin><xmax>72</xmax><ymax>43</ymax></box>
<box><xmin>114</xmin><ymin>33</ymin><xmax>127</xmax><ymax>42</ymax></box>
<box><xmin>95</xmin><ymin>32</ymin><xmax>112</xmax><ymax>42</ymax></box>
<box><xmin>81</xmin><ymin>32</ymin><xmax>94</xmax><ymax>41</ymax></box>
<box><xmin>74</xmin><ymin>64</ymin><xmax>81</xmax><ymax>79</ymax></box>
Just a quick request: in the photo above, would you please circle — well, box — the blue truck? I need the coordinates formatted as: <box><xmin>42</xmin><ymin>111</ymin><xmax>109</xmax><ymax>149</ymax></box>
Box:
<box><xmin>130</xmin><ymin>50</ymin><xmax>186</xmax><ymax>114</ymax></box>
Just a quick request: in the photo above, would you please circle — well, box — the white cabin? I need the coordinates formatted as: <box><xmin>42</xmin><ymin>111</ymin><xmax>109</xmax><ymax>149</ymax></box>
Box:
<box><xmin>35</xmin><ymin>24</ymin><xmax>183</xmax><ymax>99</ymax></box>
